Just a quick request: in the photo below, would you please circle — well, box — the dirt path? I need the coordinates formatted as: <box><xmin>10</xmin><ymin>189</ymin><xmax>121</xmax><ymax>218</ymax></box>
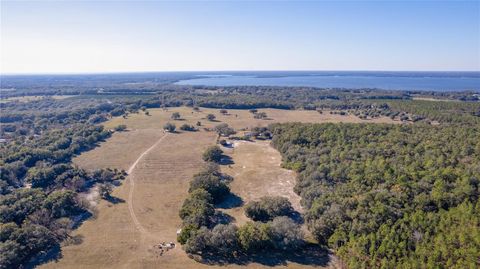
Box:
<box><xmin>126</xmin><ymin>132</ymin><xmax>168</xmax><ymax>240</ymax></box>
<box><xmin>40</xmin><ymin>108</ymin><xmax>347</xmax><ymax>269</ymax></box>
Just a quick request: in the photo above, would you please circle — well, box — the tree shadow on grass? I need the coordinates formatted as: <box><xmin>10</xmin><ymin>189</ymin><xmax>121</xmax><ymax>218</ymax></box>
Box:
<box><xmin>221</xmin><ymin>142</ymin><xmax>234</xmax><ymax>148</ymax></box>
<box><xmin>105</xmin><ymin>195</ymin><xmax>125</xmax><ymax>204</ymax></box>
<box><xmin>196</xmin><ymin>243</ymin><xmax>331</xmax><ymax>267</ymax></box>
<box><xmin>216</xmin><ymin>193</ymin><xmax>244</xmax><ymax>209</ymax></box>
<box><xmin>219</xmin><ymin>155</ymin><xmax>234</xmax><ymax>165</ymax></box>
<box><xmin>289</xmin><ymin>211</ymin><xmax>304</xmax><ymax>225</ymax></box>
<box><xmin>71</xmin><ymin>211</ymin><xmax>93</xmax><ymax>229</ymax></box>
<box><xmin>212</xmin><ymin>211</ymin><xmax>236</xmax><ymax>225</ymax></box>
<box><xmin>25</xmin><ymin>244</ymin><xmax>63</xmax><ymax>269</ymax></box>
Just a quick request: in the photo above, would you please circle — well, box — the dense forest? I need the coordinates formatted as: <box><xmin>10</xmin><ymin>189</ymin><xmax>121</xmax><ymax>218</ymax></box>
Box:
<box><xmin>270</xmin><ymin>123</ymin><xmax>480</xmax><ymax>268</ymax></box>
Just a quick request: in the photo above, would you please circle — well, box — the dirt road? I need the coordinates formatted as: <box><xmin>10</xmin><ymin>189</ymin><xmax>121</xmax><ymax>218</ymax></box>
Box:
<box><xmin>126</xmin><ymin>132</ymin><xmax>168</xmax><ymax>240</ymax></box>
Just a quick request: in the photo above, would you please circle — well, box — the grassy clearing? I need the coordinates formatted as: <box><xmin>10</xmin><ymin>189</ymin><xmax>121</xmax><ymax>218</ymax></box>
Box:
<box><xmin>0</xmin><ymin>95</ymin><xmax>76</xmax><ymax>103</ymax></box>
<box><xmin>0</xmin><ymin>96</ymin><xmax>45</xmax><ymax>103</ymax></box>
<box><xmin>219</xmin><ymin>140</ymin><xmax>302</xmax><ymax>226</ymax></box>
<box><xmin>104</xmin><ymin>106</ymin><xmax>397</xmax><ymax>130</ymax></box>
<box><xmin>40</xmin><ymin>107</ymin><xmax>387</xmax><ymax>269</ymax></box>
<box><xmin>411</xmin><ymin>97</ymin><xmax>460</xmax><ymax>102</ymax></box>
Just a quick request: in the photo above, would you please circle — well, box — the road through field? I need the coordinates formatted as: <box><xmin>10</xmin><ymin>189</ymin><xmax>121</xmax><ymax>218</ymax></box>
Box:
<box><xmin>42</xmin><ymin>108</ymin><xmax>359</xmax><ymax>269</ymax></box>
<box><xmin>126</xmin><ymin>132</ymin><xmax>169</xmax><ymax>241</ymax></box>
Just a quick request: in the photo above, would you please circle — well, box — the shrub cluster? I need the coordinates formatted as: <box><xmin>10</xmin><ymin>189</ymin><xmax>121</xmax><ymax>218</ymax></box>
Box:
<box><xmin>184</xmin><ymin>217</ymin><xmax>304</xmax><ymax>257</ymax></box>
<box><xmin>244</xmin><ymin>196</ymin><xmax>294</xmax><ymax>221</ymax></box>
<box><xmin>178</xmin><ymin>163</ymin><xmax>230</xmax><ymax>238</ymax></box>
<box><xmin>188</xmin><ymin>164</ymin><xmax>230</xmax><ymax>204</ymax></box>
<box><xmin>202</xmin><ymin>146</ymin><xmax>223</xmax><ymax>163</ymax></box>
<box><xmin>180</xmin><ymin>124</ymin><xmax>196</xmax><ymax>131</ymax></box>
<box><xmin>214</xmin><ymin>123</ymin><xmax>235</xmax><ymax>137</ymax></box>
<box><xmin>163</xmin><ymin>122</ymin><xmax>176</xmax><ymax>132</ymax></box>
<box><xmin>178</xmin><ymin>148</ymin><xmax>305</xmax><ymax>261</ymax></box>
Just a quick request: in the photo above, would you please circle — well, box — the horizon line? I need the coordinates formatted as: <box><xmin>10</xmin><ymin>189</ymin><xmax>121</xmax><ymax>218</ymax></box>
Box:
<box><xmin>1</xmin><ymin>69</ymin><xmax>480</xmax><ymax>76</ymax></box>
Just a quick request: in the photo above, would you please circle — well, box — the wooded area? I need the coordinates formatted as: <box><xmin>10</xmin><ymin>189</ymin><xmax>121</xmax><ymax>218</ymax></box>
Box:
<box><xmin>270</xmin><ymin>122</ymin><xmax>480</xmax><ymax>268</ymax></box>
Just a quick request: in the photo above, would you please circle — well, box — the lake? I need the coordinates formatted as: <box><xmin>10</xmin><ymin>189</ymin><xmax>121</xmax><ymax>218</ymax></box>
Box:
<box><xmin>175</xmin><ymin>71</ymin><xmax>480</xmax><ymax>92</ymax></box>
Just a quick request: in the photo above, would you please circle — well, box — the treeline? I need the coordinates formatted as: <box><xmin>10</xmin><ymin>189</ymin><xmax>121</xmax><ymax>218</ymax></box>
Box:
<box><xmin>3</xmin><ymin>87</ymin><xmax>479</xmax><ymax>130</ymax></box>
<box><xmin>333</xmin><ymin>99</ymin><xmax>480</xmax><ymax>124</ymax></box>
<box><xmin>385</xmin><ymin>100</ymin><xmax>480</xmax><ymax>124</ymax></box>
<box><xmin>2</xmin><ymin>72</ymin><xmax>478</xmax><ymax>102</ymax></box>
<box><xmin>0</xmin><ymin>93</ymin><xmax>131</xmax><ymax>268</ymax></box>
<box><xmin>0</xmin><ymin>73</ymin><xmax>194</xmax><ymax>98</ymax></box>
<box><xmin>0</xmin><ymin>97</ymin><xmax>132</xmax><ymax>138</ymax></box>
<box><xmin>1</xmin><ymin>125</ymin><xmax>112</xmax><ymax>189</ymax></box>
<box><xmin>270</xmin><ymin>122</ymin><xmax>480</xmax><ymax>268</ymax></box>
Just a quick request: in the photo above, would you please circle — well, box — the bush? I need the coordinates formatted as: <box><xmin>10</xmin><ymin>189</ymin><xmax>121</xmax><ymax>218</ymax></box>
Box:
<box><xmin>98</xmin><ymin>183</ymin><xmax>113</xmax><ymax>199</ymax></box>
<box><xmin>177</xmin><ymin>224</ymin><xmax>199</xmax><ymax>245</ymax></box>
<box><xmin>180</xmin><ymin>124</ymin><xmax>196</xmax><ymax>131</ymax></box>
<box><xmin>184</xmin><ymin>227</ymin><xmax>210</xmax><ymax>254</ymax></box>
<box><xmin>179</xmin><ymin>189</ymin><xmax>215</xmax><ymax>228</ymax></box>
<box><xmin>269</xmin><ymin>217</ymin><xmax>304</xmax><ymax>250</ymax></box>
<box><xmin>250</xmin><ymin>126</ymin><xmax>271</xmax><ymax>139</ymax></box>
<box><xmin>114</xmin><ymin>124</ymin><xmax>127</xmax><ymax>131</ymax></box>
<box><xmin>189</xmin><ymin>170</ymin><xmax>230</xmax><ymax>203</ymax></box>
<box><xmin>237</xmin><ymin>221</ymin><xmax>272</xmax><ymax>252</ymax></box>
<box><xmin>206</xmin><ymin>114</ymin><xmax>216</xmax><ymax>121</ymax></box>
<box><xmin>214</xmin><ymin>123</ymin><xmax>235</xmax><ymax>136</ymax></box>
<box><xmin>202</xmin><ymin>146</ymin><xmax>223</xmax><ymax>163</ymax></box>
<box><xmin>163</xmin><ymin>122</ymin><xmax>176</xmax><ymax>132</ymax></box>
<box><xmin>208</xmin><ymin>224</ymin><xmax>239</xmax><ymax>255</ymax></box>
<box><xmin>244</xmin><ymin>196</ymin><xmax>293</xmax><ymax>221</ymax></box>
<box><xmin>254</xmin><ymin>112</ymin><xmax>267</xmax><ymax>119</ymax></box>
<box><xmin>171</xmin><ymin>112</ymin><xmax>181</xmax><ymax>120</ymax></box>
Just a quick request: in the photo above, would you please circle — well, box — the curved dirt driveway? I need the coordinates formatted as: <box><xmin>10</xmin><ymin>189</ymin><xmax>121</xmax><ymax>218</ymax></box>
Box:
<box><xmin>126</xmin><ymin>132</ymin><xmax>168</xmax><ymax>240</ymax></box>
<box><xmin>40</xmin><ymin>107</ymin><xmax>348</xmax><ymax>269</ymax></box>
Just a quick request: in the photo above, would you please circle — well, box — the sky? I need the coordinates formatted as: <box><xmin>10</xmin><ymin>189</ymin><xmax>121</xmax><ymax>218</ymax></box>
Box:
<box><xmin>1</xmin><ymin>1</ymin><xmax>479</xmax><ymax>74</ymax></box>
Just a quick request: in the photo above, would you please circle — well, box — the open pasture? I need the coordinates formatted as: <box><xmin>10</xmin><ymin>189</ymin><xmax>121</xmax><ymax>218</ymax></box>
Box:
<box><xmin>40</xmin><ymin>107</ymin><xmax>387</xmax><ymax>269</ymax></box>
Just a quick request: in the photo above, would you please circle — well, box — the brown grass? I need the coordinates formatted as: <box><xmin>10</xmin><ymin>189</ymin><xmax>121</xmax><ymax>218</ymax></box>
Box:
<box><xmin>219</xmin><ymin>140</ymin><xmax>302</xmax><ymax>226</ymax></box>
<box><xmin>104</xmin><ymin>107</ymin><xmax>397</xmax><ymax>131</ymax></box>
<box><xmin>39</xmin><ymin>107</ymin><xmax>387</xmax><ymax>269</ymax></box>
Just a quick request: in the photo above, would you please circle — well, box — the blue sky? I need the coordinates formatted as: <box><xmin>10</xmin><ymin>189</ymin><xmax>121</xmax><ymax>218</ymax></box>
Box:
<box><xmin>1</xmin><ymin>1</ymin><xmax>479</xmax><ymax>74</ymax></box>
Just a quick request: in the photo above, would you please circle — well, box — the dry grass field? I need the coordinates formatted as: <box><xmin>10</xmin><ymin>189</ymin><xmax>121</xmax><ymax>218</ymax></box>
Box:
<box><xmin>104</xmin><ymin>107</ymin><xmax>397</xmax><ymax>131</ymax></box>
<box><xmin>40</xmin><ymin>107</ymin><xmax>393</xmax><ymax>269</ymax></box>
<box><xmin>219</xmin><ymin>140</ymin><xmax>302</xmax><ymax>226</ymax></box>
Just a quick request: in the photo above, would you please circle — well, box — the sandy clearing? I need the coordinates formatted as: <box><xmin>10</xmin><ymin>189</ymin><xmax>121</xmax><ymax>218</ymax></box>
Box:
<box><xmin>220</xmin><ymin>140</ymin><xmax>302</xmax><ymax>226</ymax></box>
